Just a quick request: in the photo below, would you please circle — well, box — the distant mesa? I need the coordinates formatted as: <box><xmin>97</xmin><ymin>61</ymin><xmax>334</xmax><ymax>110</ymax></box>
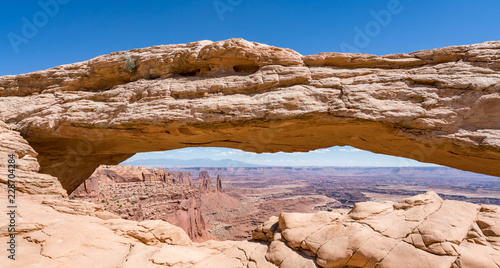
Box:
<box><xmin>71</xmin><ymin>165</ymin><xmax>193</xmax><ymax>198</ymax></box>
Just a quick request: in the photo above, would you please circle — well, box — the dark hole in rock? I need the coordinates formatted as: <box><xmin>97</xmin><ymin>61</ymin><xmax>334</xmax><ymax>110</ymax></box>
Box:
<box><xmin>177</xmin><ymin>69</ymin><xmax>201</xmax><ymax>77</ymax></box>
<box><xmin>233</xmin><ymin>64</ymin><xmax>260</xmax><ymax>73</ymax></box>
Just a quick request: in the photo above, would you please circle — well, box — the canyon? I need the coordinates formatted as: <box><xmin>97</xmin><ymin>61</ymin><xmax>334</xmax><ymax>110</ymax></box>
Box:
<box><xmin>70</xmin><ymin>165</ymin><xmax>218</xmax><ymax>241</ymax></box>
<box><xmin>87</xmin><ymin>164</ymin><xmax>498</xmax><ymax>242</ymax></box>
<box><xmin>1</xmin><ymin>39</ymin><xmax>500</xmax><ymax>267</ymax></box>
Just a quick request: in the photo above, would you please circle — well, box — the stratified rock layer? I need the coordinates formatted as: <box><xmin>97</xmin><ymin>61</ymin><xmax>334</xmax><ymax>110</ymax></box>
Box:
<box><xmin>71</xmin><ymin>165</ymin><xmax>192</xmax><ymax>198</ymax></box>
<box><xmin>70</xmin><ymin>165</ymin><xmax>209</xmax><ymax>241</ymax></box>
<box><xmin>0</xmin><ymin>39</ymin><xmax>499</xmax><ymax>192</ymax></box>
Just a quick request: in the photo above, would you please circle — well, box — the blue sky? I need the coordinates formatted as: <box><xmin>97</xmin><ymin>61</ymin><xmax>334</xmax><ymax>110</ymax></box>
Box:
<box><xmin>2</xmin><ymin>0</ymin><xmax>500</xmax><ymax>75</ymax></box>
<box><xmin>2</xmin><ymin>1</ymin><xmax>499</xmax><ymax>166</ymax></box>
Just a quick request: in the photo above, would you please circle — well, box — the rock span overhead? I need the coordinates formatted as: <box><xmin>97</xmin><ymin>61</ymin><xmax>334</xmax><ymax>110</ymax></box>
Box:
<box><xmin>0</xmin><ymin>38</ymin><xmax>499</xmax><ymax>193</ymax></box>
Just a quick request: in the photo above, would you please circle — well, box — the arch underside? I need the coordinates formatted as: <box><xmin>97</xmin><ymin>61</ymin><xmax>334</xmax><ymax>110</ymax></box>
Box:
<box><xmin>27</xmin><ymin>116</ymin><xmax>500</xmax><ymax>193</ymax></box>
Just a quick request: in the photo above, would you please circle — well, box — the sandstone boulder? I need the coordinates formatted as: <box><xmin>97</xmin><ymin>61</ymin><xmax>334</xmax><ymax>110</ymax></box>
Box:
<box><xmin>252</xmin><ymin>191</ymin><xmax>500</xmax><ymax>267</ymax></box>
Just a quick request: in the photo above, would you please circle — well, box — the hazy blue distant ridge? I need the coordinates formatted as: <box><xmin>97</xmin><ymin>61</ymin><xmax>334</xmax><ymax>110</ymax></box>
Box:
<box><xmin>120</xmin><ymin>158</ymin><xmax>263</xmax><ymax>167</ymax></box>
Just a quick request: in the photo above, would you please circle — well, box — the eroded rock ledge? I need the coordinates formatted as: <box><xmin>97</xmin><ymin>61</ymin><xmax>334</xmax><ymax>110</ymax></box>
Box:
<box><xmin>0</xmin><ymin>39</ymin><xmax>499</xmax><ymax>192</ymax></box>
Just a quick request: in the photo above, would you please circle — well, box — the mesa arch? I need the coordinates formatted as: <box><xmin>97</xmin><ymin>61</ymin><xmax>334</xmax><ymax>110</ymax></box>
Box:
<box><xmin>0</xmin><ymin>38</ymin><xmax>499</xmax><ymax>193</ymax></box>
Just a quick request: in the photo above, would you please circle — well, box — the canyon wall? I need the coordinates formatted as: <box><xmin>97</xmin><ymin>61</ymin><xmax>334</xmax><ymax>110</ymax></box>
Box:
<box><xmin>70</xmin><ymin>165</ymin><xmax>209</xmax><ymax>241</ymax></box>
<box><xmin>71</xmin><ymin>165</ymin><xmax>192</xmax><ymax>197</ymax></box>
<box><xmin>0</xmin><ymin>39</ymin><xmax>499</xmax><ymax>193</ymax></box>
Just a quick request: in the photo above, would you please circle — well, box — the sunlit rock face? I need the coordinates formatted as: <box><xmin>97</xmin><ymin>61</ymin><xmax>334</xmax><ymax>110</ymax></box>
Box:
<box><xmin>69</xmin><ymin>165</ymin><xmax>212</xmax><ymax>241</ymax></box>
<box><xmin>1</xmin><ymin>39</ymin><xmax>499</xmax><ymax>193</ymax></box>
<box><xmin>253</xmin><ymin>192</ymin><xmax>500</xmax><ymax>268</ymax></box>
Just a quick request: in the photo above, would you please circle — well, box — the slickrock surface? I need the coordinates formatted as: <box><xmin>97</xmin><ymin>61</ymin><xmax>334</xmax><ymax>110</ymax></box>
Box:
<box><xmin>0</xmin><ymin>39</ymin><xmax>499</xmax><ymax>192</ymax></box>
<box><xmin>70</xmin><ymin>165</ymin><xmax>210</xmax><ymax>241</ymax></box>
<box><xmin>253</xmin><ymin>191</ymin><xmax>500</xmax><ymax>268</ymax></box>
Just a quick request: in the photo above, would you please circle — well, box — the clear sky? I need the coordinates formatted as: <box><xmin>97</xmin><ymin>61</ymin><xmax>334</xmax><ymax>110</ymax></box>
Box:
<box><xmin>123</xmin><ymin>146</ymin><xmax>439</xmax><ymax>167</ymax></box>
<box><xmin>2</xmin><ymin>0</ymin><xmax>499</xmax><ymax>166</ymax></box>
<box><xmin>2</xmin><ymin>0</ymin><xmax>500</xmax><ymax>75</ymax></box>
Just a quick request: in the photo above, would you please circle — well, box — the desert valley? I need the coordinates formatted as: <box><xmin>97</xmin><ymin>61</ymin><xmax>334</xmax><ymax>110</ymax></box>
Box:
<box><xmin>71</xmin><ymin>164</ymin><xmax>500</xmax><ymax>242</ymax></box>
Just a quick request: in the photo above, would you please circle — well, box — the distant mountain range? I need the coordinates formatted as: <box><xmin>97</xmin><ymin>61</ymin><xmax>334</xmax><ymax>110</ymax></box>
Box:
<box><xmin>120</xmin><ymin>158</ymin><xmax>263</xmax><ymax>168</ymax></box>
<box><xmin>119</xmin><ymin>158</ymin><xmax>498</xmax><ymax>179</ymax></box>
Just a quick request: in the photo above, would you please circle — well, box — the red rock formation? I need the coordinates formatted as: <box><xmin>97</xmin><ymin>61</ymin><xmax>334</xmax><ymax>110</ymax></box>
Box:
<box><xmin>95</xmin><ymin>165</ymin><xmax>192</xmax><ymax>184</ymax></box>
<box><xmin>71</xmin><ymin>176</ymin><xmax>100</xmax><ymax>198</ymax></box>
<box><xmin>199</xmin><ymin>171</ymin><xmax>213</xmax><ymax>193</ymax></box>
<box><xmin>70</xmin><ymin>165</ymin><xmax>211</xmax><ymax>241</ymax></box>
<box><xmin>172</xmin><ymin>172</ymin><xmax>193</xmax><ymax>185</ymax></box>
<box><xmin>216</xmin><ymin>174</ymin><xmax>224</xmax><ymax>192</ymax></box>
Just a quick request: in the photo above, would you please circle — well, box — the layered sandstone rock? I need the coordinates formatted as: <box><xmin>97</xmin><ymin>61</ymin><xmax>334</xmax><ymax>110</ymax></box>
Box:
<box><xmin>0</xmin><ymin>127</ymin><xmax>272</xmax><ymax>267</ymax></box>
<box><xmin>70</xmin><ymin>165</ymin><xmax>209</xmax><ymax>241</ymax></box>
<box><xmin>0</xmin><ymin>122</ymin><xmax>66</xmax><ymax>197</ymax></box>
<box><xmin>0</xmin><ymin>39</ymin><xmax>499</xmax><ymax>192</ymax></box>
<box><xmin>2</xmin><ymin>126</ymin><xmax>500</xmax><ymax>267</ymax></box>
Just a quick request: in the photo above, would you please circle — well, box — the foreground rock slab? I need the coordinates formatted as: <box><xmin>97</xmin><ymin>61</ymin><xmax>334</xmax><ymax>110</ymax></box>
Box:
<box><xmin>0</xmin><ymin>39</ymin><xmax>499</xmax><ymax>192</ymax></box>
<box><xmin>253</xmin><ymin>191</ymin><xmax>500</xmax><ymax>268</ymax></box>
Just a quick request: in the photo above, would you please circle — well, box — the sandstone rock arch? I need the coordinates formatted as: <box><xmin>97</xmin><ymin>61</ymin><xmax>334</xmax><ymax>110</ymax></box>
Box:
<box><xmin>1</xmin><ymin>38</ymin><xmax>499</xmax><ymax>193</ymax></box>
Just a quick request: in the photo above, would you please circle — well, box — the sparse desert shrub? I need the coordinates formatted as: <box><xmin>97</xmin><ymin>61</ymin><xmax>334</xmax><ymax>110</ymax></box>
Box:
<box><xmin>120</xmin><ymin>56</ymin><xmax>137</xmax><ymax>73</ymax></box>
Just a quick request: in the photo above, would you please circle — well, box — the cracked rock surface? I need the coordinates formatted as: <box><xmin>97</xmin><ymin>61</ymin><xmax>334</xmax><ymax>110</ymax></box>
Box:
<box><xmin>253</xmin><ymin>192</ymin><xmax>500</xmax><ymax>268</ymax></box>
<box><xmin>0</xmin><ymin>39</ymin><xmax>499</xmax><ymax>192</ymax></box>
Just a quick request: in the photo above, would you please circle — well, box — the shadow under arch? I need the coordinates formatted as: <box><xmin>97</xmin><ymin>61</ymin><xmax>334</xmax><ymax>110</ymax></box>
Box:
<box><xmin>23</xmin><ymin>116</ymin><xmax>500</xmax><ymax>194</ymax></box>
